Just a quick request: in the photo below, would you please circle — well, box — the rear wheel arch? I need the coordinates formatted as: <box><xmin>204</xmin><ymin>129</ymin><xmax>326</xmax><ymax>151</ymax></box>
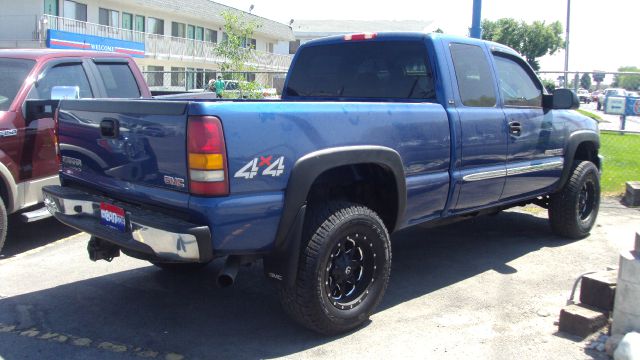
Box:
<box><xmin>0</xmin><ymin>161</ymin><xmax>18</xmax><ymax>214</ymax></box>
<box><xmin>265</xmin><ymin>146</ymin><xmax>406</xmax><ymax>286</ymax></box>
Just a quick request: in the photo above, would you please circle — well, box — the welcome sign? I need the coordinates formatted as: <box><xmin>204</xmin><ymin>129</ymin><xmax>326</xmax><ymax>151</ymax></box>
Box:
<box><xmin>47</xmin><ymin>29</ymin><xmax>145</xmax><ymax>58</ymax></box>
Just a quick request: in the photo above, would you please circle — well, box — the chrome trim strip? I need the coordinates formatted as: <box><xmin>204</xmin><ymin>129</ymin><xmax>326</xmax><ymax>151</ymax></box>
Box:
<box><xmin>463</xmin><ymin>161</ymin><xmax>564</xmax><ymax>182</ymax></box>
<box><xmin>462</xmin><ymin>169</ymin><xmax>507</xmax><ymax>182</ymax></box>
<box><xmin>506</xmin><ymin>161</ymin><xmax>564</xmax><ymax>176</ymax></box>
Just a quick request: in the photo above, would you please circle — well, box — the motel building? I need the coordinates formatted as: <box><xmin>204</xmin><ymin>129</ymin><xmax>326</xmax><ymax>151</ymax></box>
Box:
<box><xmin>0</xmin><ymin>0</ymin><xmax>294</xmax><ymax>90</ymax></box>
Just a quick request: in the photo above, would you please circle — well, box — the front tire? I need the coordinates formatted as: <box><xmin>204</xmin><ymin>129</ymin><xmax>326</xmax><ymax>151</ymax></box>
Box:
<box><xmin>278</xmin><ymin>202</ymin><xmax>391</xmax><ymax>335</ymax></box>
<box><xmin>549</xmin><ymin>161</ymin><xmax>600</xmax><ymax>239</ymax></box>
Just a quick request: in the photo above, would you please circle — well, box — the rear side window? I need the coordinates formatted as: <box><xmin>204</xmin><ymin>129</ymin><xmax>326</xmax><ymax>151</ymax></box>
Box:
<box><xmin>95</xmin><ymin>63</ymin><xmax>141</xmax><ymax>98</ymax></box>
<box><xmin>449</xmin><ymin>43</ymin><xmax>496</xmax><ymax>107</ymax></box>
<box><xmin>493</xmin><ymin>54</ymin><xmax>542</xmax><ymax>107</ymax></box>
<box><xmin>285</xmin><ymin>41</ymin><xmax>435</xmax><ymax>100</ymax></box>
<box><xmin>28</xmin><ymin>63</ymin><xmax>93</xmax><ymax>99</ymax></box>
<box><xmin>0</xmin><ymin>58</ymin><xmax>35</xmax><ymax>111</ymax></box>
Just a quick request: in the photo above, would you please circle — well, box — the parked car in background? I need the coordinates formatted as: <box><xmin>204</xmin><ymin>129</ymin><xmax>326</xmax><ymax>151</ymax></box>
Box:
<box><xmin>591</xmin><ymin>90</ymin><xmax>602</xmax><ymax>103</ymax></box>
<box><xmin>597</xmin><ymin>88</ymin><xmax>627</xmax><ymax>110</ymax></box>
<box><xmin>223</xmin><ymin>80</ymin><xmax>278</xmax><ymax>99</ymax></box>
<box><xmin>0</xmin><ymin>49</ymin><xmax>151</xmax><ymax>253</ymax></box>
<box><xmin>577</xmin><ymin>89</ymin><xmax>591</xmax><ymax>103</ymax></box>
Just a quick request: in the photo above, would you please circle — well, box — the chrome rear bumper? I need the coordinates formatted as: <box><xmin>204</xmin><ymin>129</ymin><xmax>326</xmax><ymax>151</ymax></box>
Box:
<box><xmin>42</xmin><ymin>185</ymin><xmax>212</xmax><ymax>262</ymax></box>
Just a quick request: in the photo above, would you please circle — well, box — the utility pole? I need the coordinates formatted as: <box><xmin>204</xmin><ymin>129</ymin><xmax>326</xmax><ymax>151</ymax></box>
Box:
<box><xmin>470</xmin><ymin>0</ymin><xmax>482</xmax><ymax>39</ymax></box>
<box><xmin>563</xmin><ymin>0</ymin><xmax>571</xmax><ymax>88</ymax></box>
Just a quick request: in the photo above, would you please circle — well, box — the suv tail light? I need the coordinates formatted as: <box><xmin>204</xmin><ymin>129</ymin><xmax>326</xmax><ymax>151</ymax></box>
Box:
<box><xmin>187</xmin><ymin>116</ymin><xmax>229</xmax><ymax>196</ymax></box>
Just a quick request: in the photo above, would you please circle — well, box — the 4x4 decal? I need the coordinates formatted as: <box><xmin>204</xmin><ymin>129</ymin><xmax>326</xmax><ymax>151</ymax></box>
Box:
<box><xmin>234</xmin><ymin>156</ymin><xmax>285</xmax><ymax>179</ymax></box>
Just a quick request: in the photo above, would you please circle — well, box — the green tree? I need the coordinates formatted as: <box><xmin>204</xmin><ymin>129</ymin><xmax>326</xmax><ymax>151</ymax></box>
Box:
<box><xmin>433</xmin><ymin>28</ymin><xmax>444</xmax><ymax>33</ymax></box>
<box><xmin>214</xmin><ymin>10</ymin><xmax>262</xmax><ymax>98</ymax></box>
<box><xmin>580</xmin><ymin>73</ymin><xmax>592</xmax><ymax>90</ymax></box>
<box><xmin>612</xmin><ymin>66</ymin><xmax>640</xmax><ymax>91</ymax></box>
<box><xmin>541</xmin><ymin>79</ymin><xmax>556</xmax><ymax>93</ymax></box>
<box><xmin>481</xmin><ymin>18</ymin><xmax>564</xmax><ymax>71</ymax></box>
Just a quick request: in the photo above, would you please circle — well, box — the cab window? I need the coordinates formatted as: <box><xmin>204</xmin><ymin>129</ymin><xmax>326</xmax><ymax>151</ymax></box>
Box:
<box><xmin>28</xmin><ymin>63</ymin><xmax>93</xmax><ymax>99</ymax></box>
<box><xmin>493</xmin><ymin>54</ymin><xmax>542</xmax><ymax>107</ymax></box>
<box><xmin>449</xmin><ymin>43</ymin><xmax>496</xmax><ymax>107</ymax></box>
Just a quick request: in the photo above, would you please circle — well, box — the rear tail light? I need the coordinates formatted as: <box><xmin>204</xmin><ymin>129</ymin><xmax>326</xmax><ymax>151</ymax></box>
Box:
<box><xmin>344</xmin><ymin>33</ymin><xmax>377</xmax><ymax>41</ymax></box>
<box><xmin>187</xmin><ymin>116</ymin><xmax>229</xmax><ymax>196</ymax></box>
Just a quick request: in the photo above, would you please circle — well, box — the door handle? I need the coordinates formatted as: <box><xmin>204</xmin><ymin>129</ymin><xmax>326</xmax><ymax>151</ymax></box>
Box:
<box><xmin>509</xmin><ymin>121</ymin><xmax>522</xmax><ymax>136</ymax></box>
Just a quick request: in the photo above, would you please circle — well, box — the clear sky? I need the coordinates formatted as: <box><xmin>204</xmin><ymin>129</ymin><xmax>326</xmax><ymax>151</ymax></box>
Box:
<box><xmin>216</xmin><ymin>0</ymin><xmax>638</xmax><ymax>77</ymax></box>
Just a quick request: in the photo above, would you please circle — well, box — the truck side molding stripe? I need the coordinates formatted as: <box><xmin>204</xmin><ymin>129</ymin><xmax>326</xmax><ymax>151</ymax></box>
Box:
<box><xmin>463</xmin><ymin>161</ymin><xmax>564</xmax><ymax>182</ymax></box>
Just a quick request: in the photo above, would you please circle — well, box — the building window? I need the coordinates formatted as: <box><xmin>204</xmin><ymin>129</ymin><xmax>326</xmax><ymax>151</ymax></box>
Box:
<box><xmin>195</xmin><ymin>27</ymin><xmax>203</xmax><ymax>41</ymax></box>
<box><xmin>187</xmin><ymin>25</ymin><xmax>195</xmax><ymax>39</ymax></box>
<box><xmin>289</xmin><ymin>40</ymin><xmax>300</xmax><ymax>54</ymax></box>
<box><xmin>99</xmin><ymin>8</ymin><xmax>119</xmax><ymax>27</ymax></box>
<box><xmin>64</xmin><ymin>0</ymin><xmax>87</xmax><ymax>21</ymax></box>
<box><xmin>135</xmin><ymin>15</ymin><xmax>145</xmax><ymax>32</ymax></box>
<box><xmin>147</xmin><ymin>17</ymin><xmax>164</xmax><ymax>35</ymax></box>
<box><xmin>146</xmin><ymin>65</ymin><xmax>164</xmax><ymax>87</ymax></box>
<box><xmin>205</xmin><ymin>29</ymin><xmax>217</xmax><ymax>43</ymax></box>
<box><xmin>268</xmin><ymin>42</ymin><xmax>274</xmax><ymax>53</ymax></box>
<box><xmin>222</xmin><ymin>32</ymin><xmax>228</xmax><ymax>43</ymax></box>
<box><xmin>171</xmin><ymin>22</ymin><xmax>186</xmax><ymax>38</ymax></box>
<box><xmin>44</xmin><ymin>0</ymin><xmax>58</xmax><ymax>16</ymax></box>
<box><xmin>122</xmin><ymin>13</ymin><xmax>133</xmax><ymax>30</ymax></box>
<box><xmin>243</xmin><ymin>38</ymin><xmax>256</xmax><ymax>49</ymax></box>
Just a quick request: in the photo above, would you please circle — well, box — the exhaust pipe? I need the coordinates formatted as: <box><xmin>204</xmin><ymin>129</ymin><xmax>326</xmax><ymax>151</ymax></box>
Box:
<box><xmin>217</xmin><ymin>255</ymin><xmax>241</xmax><ymax>288</ymax></box>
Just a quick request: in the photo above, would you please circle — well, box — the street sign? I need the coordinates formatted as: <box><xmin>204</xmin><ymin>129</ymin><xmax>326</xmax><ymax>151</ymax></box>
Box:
<box><xmin>605</xmin><ymin>96</ymin><xmax>626</xmax><ymax>115</ymax></box>
<box><xmin>624</xmin><ymin>96</ymin><xmax>640</xmax><ymax>116</ymax></box>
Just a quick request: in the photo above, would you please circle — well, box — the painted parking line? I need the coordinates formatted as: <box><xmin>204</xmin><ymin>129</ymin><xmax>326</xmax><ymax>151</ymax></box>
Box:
<box><xmin>0</xmin><ymin>322</ymin><xmax>185</xmax><ymax>359</ymax></box>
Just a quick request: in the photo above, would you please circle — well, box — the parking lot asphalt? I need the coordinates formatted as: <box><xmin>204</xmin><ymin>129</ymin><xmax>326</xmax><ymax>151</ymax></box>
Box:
<box><xmin>0</xmin><ymin>198</ymin><xmax>638</xmax><ymax>360</ymax></box>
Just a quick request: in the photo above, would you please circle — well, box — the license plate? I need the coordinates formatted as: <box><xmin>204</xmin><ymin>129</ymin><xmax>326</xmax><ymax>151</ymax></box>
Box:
<box><xmin>100</xmin><ymin>202</ymin><xmax>126</xmax><ymax>232</ymax></box>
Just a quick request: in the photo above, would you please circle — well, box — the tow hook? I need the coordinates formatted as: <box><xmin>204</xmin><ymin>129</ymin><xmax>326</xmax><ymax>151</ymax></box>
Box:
<box><xmin>87</xmin><ymin>237</ymin><xmax>120</xmax><ymax>262</ymax></box>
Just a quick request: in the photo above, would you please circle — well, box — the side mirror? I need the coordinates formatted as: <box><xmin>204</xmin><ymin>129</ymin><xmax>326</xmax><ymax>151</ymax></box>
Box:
<box><xmin>51</xmin><ymin>86</ymin><xmax>80</xmax><ymax>100</ymax></box>
<box><xmin>544</xmin><ymin>88</ymin><xmax>580</xmax><ymax>109</ymax></box>
<box><xmin>24</xmin><ymin>100</ymin><xmax>60</xmax><ymax>126</ymax></box>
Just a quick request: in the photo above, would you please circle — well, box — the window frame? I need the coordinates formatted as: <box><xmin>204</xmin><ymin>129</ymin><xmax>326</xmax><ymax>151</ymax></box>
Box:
<box><xmin>491</xmin><ymin>51</ymin><xmax>544</xmax><ymax>109</ymax></box>
<box><xmin>63</xmin><ymin>0</ymin><xmax>87</xmax><ymax>22</ymax></box>
<box><xmin>99</xmin><ymin>8</ymin><xmax>119</xmax><ymax>27</ymax></box>
<box><xmin>147</xmin><ymin>17</ymin><xmax>164</xmax><ymax>35</ymax></box>
<box><xmin>27</xmin><ymin>60</ymin><xmax>95</xmax><ymax>100</ymax></box>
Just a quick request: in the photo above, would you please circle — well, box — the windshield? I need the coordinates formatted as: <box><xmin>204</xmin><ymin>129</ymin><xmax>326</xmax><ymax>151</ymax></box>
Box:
<box><xmin>0</xmin><ymin>58</ymin><xmax>35</xmax><ymax>111</ymax></box>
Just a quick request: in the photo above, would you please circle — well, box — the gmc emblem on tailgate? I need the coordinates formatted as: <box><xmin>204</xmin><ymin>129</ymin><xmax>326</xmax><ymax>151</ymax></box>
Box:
<box><xmin>163</xmin><ymin>175</ymin><xmax>185</xmax><ymax>188</ymax></box>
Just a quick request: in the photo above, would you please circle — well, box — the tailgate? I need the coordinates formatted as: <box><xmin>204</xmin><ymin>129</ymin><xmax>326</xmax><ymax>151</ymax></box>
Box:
<box><xmin>57</xmin><ymin>99</ymin><xmax>190</xmax><ymax>193</ymax></box>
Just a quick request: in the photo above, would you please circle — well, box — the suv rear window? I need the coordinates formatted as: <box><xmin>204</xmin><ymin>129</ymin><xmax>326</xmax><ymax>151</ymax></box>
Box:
<box><xmin>285</xmin><ymin>41</ymin><xmax>435</xmax><ymax>100</ymax></box>
<box><xmin>95</xmin><ymin>63</ymin><xmax>141</xmax><ymax>98</ymax></box>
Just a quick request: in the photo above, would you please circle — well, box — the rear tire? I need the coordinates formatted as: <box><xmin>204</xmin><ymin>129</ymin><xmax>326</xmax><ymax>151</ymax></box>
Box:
<box><xmin>150</xmin><ymin>261</ymin><xmax>209</xmax><ymax>272</ymax></box>
<box><xmin>548</xmin><ymin>161</ymin><xmax>600</xmax><ymax>239</ymax></box>
<box><xmin>0</xmin><ymin>198</ymin><xmax>6</xmax><ymax>254</ymax></box>
<box><xmin>278</xmin><ymin>202</ymin><xmax>391</xmax><ymax>335</ymax></box>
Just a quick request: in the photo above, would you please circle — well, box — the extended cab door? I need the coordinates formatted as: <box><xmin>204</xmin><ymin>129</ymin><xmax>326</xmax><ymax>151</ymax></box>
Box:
<box><xmin>491</xmin><ymin>51</ymin><xmax>564</xmax><ymax>200</ymax></box>
<box><xmin>447</xmin><ymin>42</ymin><xmax>508</xmax><ymax>211</ymax></box>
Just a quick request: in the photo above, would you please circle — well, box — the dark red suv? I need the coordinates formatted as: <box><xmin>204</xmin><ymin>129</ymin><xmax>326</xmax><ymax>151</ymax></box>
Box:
<box><xmin>0</xmin><ymin>49</ymin><xmax>151</xmax><ymax>252</ymax></box>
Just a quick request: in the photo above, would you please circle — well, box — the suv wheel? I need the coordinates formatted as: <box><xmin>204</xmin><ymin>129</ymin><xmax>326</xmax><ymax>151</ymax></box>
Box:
<box><xmin>278</xmin><ymin>202</ymin><xmax>391</xmax><ymax>334</ymax></box>
<box><xmin>549</xmin><ymin>161</ymin><xmax>600</xmax><ymax>239</ymax></box>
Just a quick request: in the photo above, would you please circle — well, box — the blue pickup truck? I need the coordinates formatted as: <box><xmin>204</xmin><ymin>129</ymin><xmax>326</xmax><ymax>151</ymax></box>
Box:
<box><xmin>43</xmin><ymin>33</ymin><xmax>601</xmax><ymax>334</ymax></box>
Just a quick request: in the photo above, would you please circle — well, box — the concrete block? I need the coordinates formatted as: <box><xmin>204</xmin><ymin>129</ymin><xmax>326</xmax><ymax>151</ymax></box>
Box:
<box><xmin>580</xmin><ymin>270</ymin><xmax>617</xmax><ymax>312</ymax></box>
<box><xmin>559</xmin><ymin>304</ymin><xmax>608</xmax><ymax>338</ymax></box>
<box><xmin>619</xmin><ymin>251</ymin><xmax>640</xmax><ymax>286</ymax></box>
<box><xmin>623</xmin><ymin>181</ymin><xmax>640</xmax><ymax>207</ymax></box>
<box><xmin>612</xmin><ymin>251</ymin><xmax>640</xmax><ymax>336</ymax></box>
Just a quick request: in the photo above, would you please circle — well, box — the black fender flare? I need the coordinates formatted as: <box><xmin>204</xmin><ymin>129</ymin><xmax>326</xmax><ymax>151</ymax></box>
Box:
<box><xmin>264</xmin><ymin>145</ymin><xmax>406</xmax><ymax>287</ymax></box>
<box><xmin>556</xmin><ymin>130</ymin><xmax>600</xmax><ymax>191</ymax></box>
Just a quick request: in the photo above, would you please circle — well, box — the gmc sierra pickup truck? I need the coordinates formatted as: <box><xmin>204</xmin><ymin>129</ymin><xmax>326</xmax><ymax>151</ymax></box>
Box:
<box><xmin>43</xmin><ymin>33</ymin><xmax>601</xmax><ymax>334</ymax></box>
<box><xmin>0</xmin><ymin>49</ymin><xmax>150</xmax><ymax>253</ymax></box>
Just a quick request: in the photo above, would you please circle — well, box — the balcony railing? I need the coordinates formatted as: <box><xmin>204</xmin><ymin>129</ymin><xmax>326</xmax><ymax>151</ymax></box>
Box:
<box><xmin>41</xmin><ymin>15</ymin><xmax>292</xmax><ymax>71</ymax></box>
